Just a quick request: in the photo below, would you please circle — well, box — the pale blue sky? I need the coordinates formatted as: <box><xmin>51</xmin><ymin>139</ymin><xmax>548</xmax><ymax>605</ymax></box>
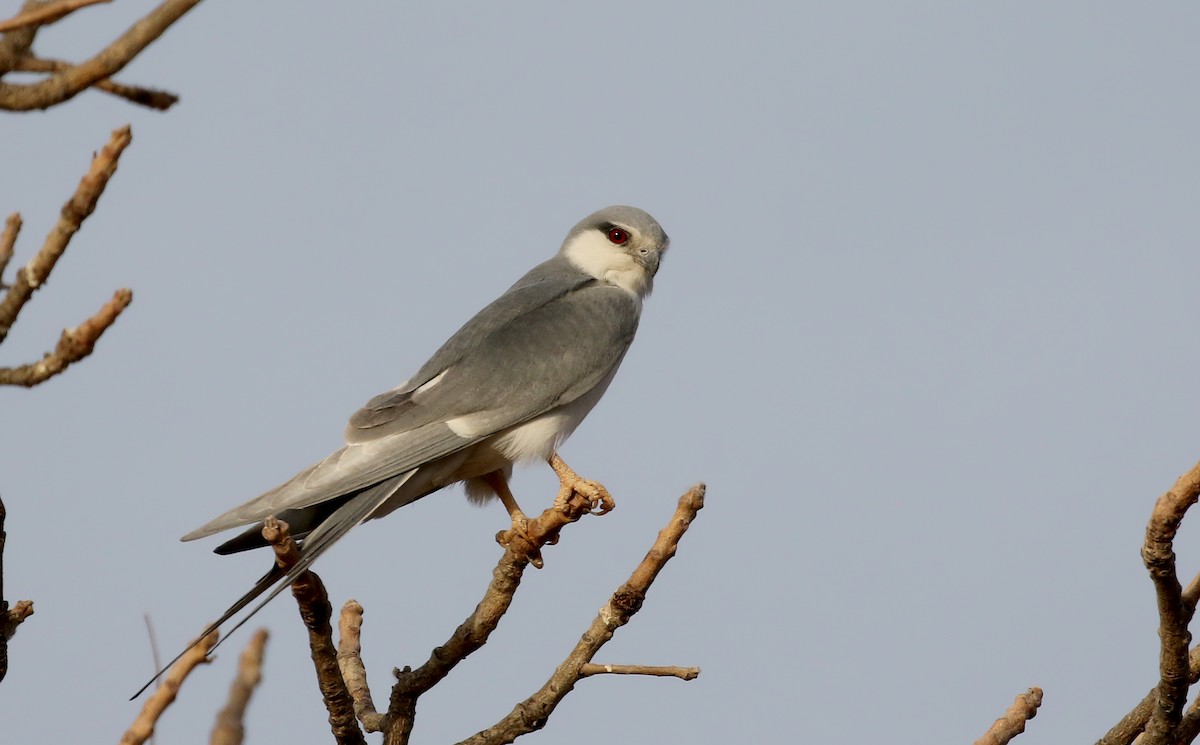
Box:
<box><xmin>3</xmin><ymin>3</ymin><xmax>1199</xmax><ymax>743</ymax></box>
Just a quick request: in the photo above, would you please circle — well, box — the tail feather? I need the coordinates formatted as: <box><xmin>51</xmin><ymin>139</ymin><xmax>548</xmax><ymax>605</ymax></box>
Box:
<box><xmin>131</xmin><ymin>471</ymin><xmax>414</xmax><ymax>699</ymax></box>
<box><xmin>213</xmin><ymin>494</ymin><xmax>357</xmax><ymax>555</ymax></box>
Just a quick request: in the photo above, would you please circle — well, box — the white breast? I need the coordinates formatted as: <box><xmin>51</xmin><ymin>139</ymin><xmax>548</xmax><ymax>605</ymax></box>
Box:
<box><xmin>489</xmin><ymin>360</ymin><xmax>624</xmax><ymax>463</ymax></box>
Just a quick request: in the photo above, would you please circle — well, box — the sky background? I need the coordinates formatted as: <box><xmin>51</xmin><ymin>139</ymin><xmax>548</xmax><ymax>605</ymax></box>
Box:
<box><xmin>2</xmin><ymin>2</ymin><xmax>1199</xmax><ymax>743</ymax></box>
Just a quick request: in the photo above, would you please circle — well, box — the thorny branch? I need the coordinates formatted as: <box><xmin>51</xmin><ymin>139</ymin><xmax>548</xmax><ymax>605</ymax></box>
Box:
<box><xmin>0</xmin><ymin>126</ymin><xmax>134</xmax><ymax>387</ymax></box>
<box><xmin>0</xmin><ymin>0</ymin><xmax>201</xmax><ymax>111</ymax></box>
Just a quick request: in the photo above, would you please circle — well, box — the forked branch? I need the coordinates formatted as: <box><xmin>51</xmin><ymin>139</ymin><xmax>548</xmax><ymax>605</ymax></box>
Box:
<box><xmin>276</xmin><ymin>482</ymin><xmax>704</xmax><ymax>745</ymax></box>
<box><xmin>0</xmin><ymin>126</ymin><xmax>134</xmax><ymax>387</ymax></box>
<box><xmin>0</xmin><ymin>0</ymin><xmax>201</xmax><ymax>111</ymax></box>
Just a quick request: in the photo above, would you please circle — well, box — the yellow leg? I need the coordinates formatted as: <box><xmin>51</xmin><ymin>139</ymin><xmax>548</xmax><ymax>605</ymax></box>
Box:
<box><xmin>482</xmin><ymin>470</ymin><xmax>529</xmax><ymax>533</ymax></box>
<box><xmin>482</xmin><ymin>470</ymin><xmax>545</xmax><ymax>568</ymax></box>
<box><xmin>549</xmin><ymin>454</ymin><xmax>615</xmax><ymax>514</ymax></box>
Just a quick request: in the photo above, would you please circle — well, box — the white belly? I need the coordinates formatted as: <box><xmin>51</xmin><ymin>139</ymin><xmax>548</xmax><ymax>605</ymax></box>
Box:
<box><xmin>490</xmin><ymin>361</ymin><xmax>621</xmax><ymax>463</ymax></box>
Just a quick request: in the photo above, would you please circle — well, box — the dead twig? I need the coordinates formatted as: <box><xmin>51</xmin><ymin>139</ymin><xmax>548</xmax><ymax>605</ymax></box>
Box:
<box><xmin>0</xmin><ymin>0</ymin><xmax>199</xmax><ymax>111</ymax></box>
<box><xmin>577</xmin><ymin>663</ymin><xmax>700</xmax><ymax>680</ymax></box>
<box><xmin>0</xmin><ymin>125</ymin><xmax>132</xmax><ymax>341</ymax></box>
<box><xmin>210</xmin><ymin>628</ymin><xmax>269</xmax><ymax>745</ymax></box>
<box><xmin>337</xmin><ymin>600</ymin><xmax>385</xmax><ymax>732</ymax></box>
<box><xmin>0</xmin><ymin>287</ymin><xmax>132</xmax><ymax>386</ymax></box>
<box><xmin>974</xmin><ymin>687</ymin><xmax>1044</xmax><ymax>745</ymax></box>
<box><xmin>264</xmin><ymin>519</ymin><xmax>366</xmax><ymax>745</ymax></box>
<box><xmin>13</xmin><ymin>56</ymin><xmax>177</xmax><ymax>109</ymax></box>
<box><xmin>455</xmin><ymin>484</ymin><xmax>705</xmax><ymax>745</ymax></box>
<box><xmin>0</xmin><ymin>213</ymin><xmax>18</xmax><ymax>282</ymax></box>
<box><xmin>2</xmin><ymin>600</ymin><xmax>34</xmax><ymax>640</ymax></box>
<box><xmin>1139</xmin><ymin>462</ymin><xmax>1200</xmax><ymax>745</ymax></box>
<box><xmin>0</xmin><ymin>126</ymin><xmax>134</xmax><ymax>387</ymax></box>
<box><xmin>120</xmin><ymin>628</ymin><xmax>218</xmax><ymax>745</ymax></box>
<box><xmin>0</xmin><ymin>0</ymin><xmax>109</xmax><ymax>34</ymax></box>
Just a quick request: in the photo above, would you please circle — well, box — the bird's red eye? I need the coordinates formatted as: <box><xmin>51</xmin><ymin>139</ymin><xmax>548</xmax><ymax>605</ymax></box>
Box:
<box><xmin>607</xmin><ymin>227</ymin><xmax>629</xmax><ymax>244</ymax></box>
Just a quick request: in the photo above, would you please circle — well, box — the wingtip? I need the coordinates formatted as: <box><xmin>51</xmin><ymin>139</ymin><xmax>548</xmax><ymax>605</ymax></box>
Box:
<box><xmin>179</xmin><ymin>526</ymin><xmax>210</xmax><ymax>542</ymax></box>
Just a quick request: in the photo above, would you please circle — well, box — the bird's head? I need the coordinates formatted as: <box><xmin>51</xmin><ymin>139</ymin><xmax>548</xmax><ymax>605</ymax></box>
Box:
<box><xmin>560</xmin><ymin>205</ymin><xmax>669</xmax><ymax>299</ymax></box>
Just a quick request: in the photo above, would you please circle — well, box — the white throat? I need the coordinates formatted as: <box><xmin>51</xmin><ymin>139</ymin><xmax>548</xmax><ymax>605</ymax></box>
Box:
<box><xmin>562</xmin><ymin>230</ymin><xmax>652</xmax><ymax>299</ymax></box>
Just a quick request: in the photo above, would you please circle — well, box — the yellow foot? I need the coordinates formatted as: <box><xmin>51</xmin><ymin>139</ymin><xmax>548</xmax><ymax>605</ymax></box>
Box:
<box><xmin>549</xmin><ymin>454</ymin><xmax>616</xmax><ymax>515</ymax></box>
<box><xmin>495</xmin><ymin>510</ymin><xmax>544</xmax><ymax>569</ymax></box>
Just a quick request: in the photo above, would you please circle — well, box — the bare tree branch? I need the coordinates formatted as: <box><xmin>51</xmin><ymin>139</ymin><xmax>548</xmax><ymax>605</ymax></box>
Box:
<box><xmin>1</xmin><ymin>494</ymin><xmax>36</xmax><ymax>683</ymax></box>
<box><xmin>1140</xmin><ymin>462</ymin><xmax>1200</xmax><ymax>745</ymax></box>
<box><xmin>1099</xmin><ymin>646</ymin><xmax>1200</xmax><ymax>745</ymax></box>
<box><xmin>382</xmin><ymin>481</ymin><xmax>628</xmax><ymax>743</ymax></box>
<box><xmin>0</xmin><ymin>213</ymin><xmax>18</xmax><ymax>283</ymax></box>
<box><xmin>1178</xmin><ymin>692</ymin><xmax>1200</xmax><ymax>745</ymax></box>
<box><xmin>0</xmin><ymin>0</ymin><xmax>200</xmax><ymax>110</ymax></box>
<box><xmin>577</xmin><ymin>663</ymin><xmax>700</xmax><ymax>680</ymax></box>
<box><xmin>120</xmin><ymin>629</ymin><xmax>218</xmax><ymax>745</ymax></box>
<box><xmin>0</xmin><ymin>287</ymin><xmax>132</xmax><ymax>386</ymax></box>
<box><xmin>0</xmin><ymin>125</ymin><xmax>131</xmax><ymax>341</ymax></box>
<box><xmin>337</xmin><ymin>600</ymin><xmax>385</xmax><ymax>732</ymax></box>
<box><xmin>2</xmin><ymin>599</ymin><xmax>34</xmax><ymax>637</ymax></box>
<box><xmin>210</xmin><ymin>628</ymin><xmax>269</xmax><ymax>745</ymax></box>
<box><xmin>13</xmin><ymin>56</ymin><xmax>177</xmax><ymax>109</ymax></box>
<box><xmin>264</xmin><ymin>518</ymin><xmax>367</xmax><ymax>745</ymax></box>
<box><xmin>0</xmin><ymin>126</ymin><xmax>134</xmax><ymax>386</ymax></box>
<box><xmin>455</xmin><ymin>484</ymin><xmax>705</xmax><ymax>745</ymax></box>
<box><xmin>0</xmin><ymin>0</ymin><xmax>109</xmax><ymax>34</ymax></box>
<box><xmin>974</xmin><ymin>688</ymin><xmax>1044</xmax><ymax>745</ymax></box>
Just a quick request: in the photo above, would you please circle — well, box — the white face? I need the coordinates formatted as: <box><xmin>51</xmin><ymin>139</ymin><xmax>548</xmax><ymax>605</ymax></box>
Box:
<box><xmin>561</xmin><ymin>223</ymin><xmax>660</xmax><ymax>299</ymax></box>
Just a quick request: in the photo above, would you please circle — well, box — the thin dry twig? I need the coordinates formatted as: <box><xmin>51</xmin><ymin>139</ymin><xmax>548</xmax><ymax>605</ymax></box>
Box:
<box><xmin>0</xmin><ymin>213</ymin><xmax>19</xmax><ymax>282</ymax></box>
<box><xmin>0</xmin><ymin>0</ymin><xmax>108</xmax><ymax>33</ymax></box>
<box><xmin>2</xmin><ymin>599</ymin><xmax>34</xmax><ymax>639</ymax></box>
<box><xmin>577</xmin><ymin>663</ymin><xmax>700</xmax><ymax>680</ymax></box>
<box><xmin>0</xmin><ymin>126</ymin><xmax>134</xmax><ymax>387</ymax></box>
<box><xmin>455</xmin><ymin>484</ymin><xmax>706</xmax><ymax>745</ymax></box>
<box><xmin>0</xmin><ymin>287</ymin><xmax>132</xmax><ymax>386</ymax></box>
<box><xmin>337</xmin><ymin>600</ymin><xmax>385</xmax><ymax>732</ymax></box>
<box><xmin>210</xmin><ymin>628</ymin><xmax>269</xmax><ymax>745</ymax></box>
<box><xmin>974</xmin><ymin>687</ymin><xmax>1044</xmax><ymax>745</ymax></box>
<box><xmin>0</xmin><ymin>125</ymin><xmax>132</xmax><ymax>342</ymax></box>
<box><xmin>0</xmin><ymin>0</ymin><xmax>200</xmax><ymax>111</ymax></box>
<box><xmin>1139</xmin><ymin>461</ymin><xmax>1200</xmax><ymax>745</ymax></box>
<box><xmin>120</xmin><ymin>628</ymin><xmax>218</xmax><ymax>745</ymax></box>
<box><xmin>12</xmin><ymin>56</ymin><xmax>177</xmax><ymax>109</ymax></box>
<box><xmin>264</xmin><ymin>518</ymin><xmax>366</xmax><ymax>745</ymax></box>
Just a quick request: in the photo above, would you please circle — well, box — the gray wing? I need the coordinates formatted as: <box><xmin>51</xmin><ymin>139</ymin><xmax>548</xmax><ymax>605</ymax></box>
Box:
<box><xmin>182</xmin><ymin>257</ymin><xmax>640</xmax><ymax>541</ymax></box>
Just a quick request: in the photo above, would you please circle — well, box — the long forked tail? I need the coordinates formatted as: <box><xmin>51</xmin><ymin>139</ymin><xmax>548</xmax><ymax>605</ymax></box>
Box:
<box><xmin>130</xmin><ymin>472</ymin><xmax>414</xmax><ymax>699</ymax></box>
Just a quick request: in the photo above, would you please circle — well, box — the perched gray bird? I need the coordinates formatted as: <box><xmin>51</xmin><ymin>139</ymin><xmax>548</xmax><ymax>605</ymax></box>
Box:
<box><xmin>172</xmin><ymin>205</ymin><xmax>668</xmax><ymax>661</ymax></box>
